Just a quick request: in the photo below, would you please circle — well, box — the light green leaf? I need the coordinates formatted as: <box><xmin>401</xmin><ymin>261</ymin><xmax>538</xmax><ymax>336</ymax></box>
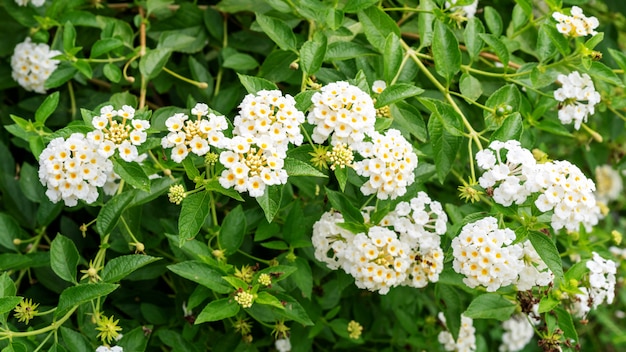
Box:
<box><xmin>256</xmin><ymin>265</ymin><xmax>298</xmax><ymax>283</ymax></box>
<box><xmin>45</xmin><ymin>63</ymin><xmax>78</xmax><ymax>89</ymax></box>
<box><xmin>139</xmin><ymin>48</ymin><xmax>172</xmax><ymax>79</ymax></box>
<box><xmin>459</xmin><ymin>73</ymin><xmax>483</xmax><ymax>101</ymax></box>
<box><xmin>490</xmin><ymin>113</ymin><xmax>523</xmax><ymax>143</ymax></box>
<box><xmin>103</xmin><ymin>63</ymin><xmax>122</xmax><ymax>83</ymax></box>
<box><xmin>390</xmin><ymin>102</ymin><xmax>427</xmax><ymax>142</ymax></box>
<box><xmin>158</xmin><ymin>32</ymin><xmax>198</xmax><ymax>52</ymax></box>
<box><xmin>417</xmin><ymin>0</ymin><xmax>436</xmax><ymax>50</ymax></box>
<box><xmin>50</xmin><ymin>234</ymin><xmax>79</xmax><ymax>284</ymax></box>
<box><xmin>167</xmin><ymin>261</ymin><xmax>231</xmax><ymax>294</ymax></box>
<box><xmin>223</xmin><ymin>53</ymin><xmax>259</xmax><ymax>71</ymax></box>
<box><xmin>334</xmin><ymin>167</ymin><xmax>348</xmax><ymax>192</ymax></box>
<box><xmin>284</xmin><ymin>157</ymin><xmax>327</xmax><ymax>178</ymax></box>
<box><xmin>204</xmin><ymin>179</ymin><xmax>244</xmax><ymax>201</ymax></box>
<box><xmin>418</xmin><ymin>98</ymin><xmax>464</xmax><ymax>136</ymax></box>
<box><xmin>583</xmin><ymin>61</ymin><xmax>623</xmax><ymax>87</ymax></box>
<box><xmin>219</xmin><ymin>205</ymin><xmax>246</xmax><ymax>255</ymax></box>
<box><xmin>357</xmin><ymin>7</ymin><xmax>400</xmax><ymax>52</ymax></box>
<box><xmin>195</xmin><ymin>298</ymin><xmax>240</xmax><ymax>324</ymax></box>
<box><xmin>428</xmin><ymin>116</ymin><xmax>461</xmax><ymax>184</ymax></box>
<box><xmin>432</xmin><ymin>20</ymin><xmax>461</xmax><ymax>85</ymax></box>
<box><xmin>101</xmin><ymin>255</ymin><xmax>161</xmax><ymax>283</ymax></box>
<box><xmin>341</xmin><ymin>0</ymin><xmax>378</xmax><ymax>12</ymax></box>
<box><xmin>478</xmin><ymin>33</ymin><xmax>509</xmax><ymax>68</ymax></box>
<box><xmin>0</xmin><ymin>297</ymin><xmax>21</xmax><ymax>315</ymax></box>
<box><xmin>464</xmin><ymin>17</ymin><xmax>485</xmax><ymax>62</ymax></box>
<box><xmin>63</xmin><ymin>21</ymin><xmax>77</xmax><ymax>53</ymax></box>
<box><xmin>60</xmin><ymin>327</ymin><xmax>91</xmax><ymax>352</ymax></box>
<box><xmin>543</xmin><ymin>22</ymin><xmax>570</xmax><ymax>56</ymax></box>
<box><xmin>35</xmin><ymin>92</ymin><xmax>60</xmax><ymax>124</ymax></box>
<box><xmin>96</xmin><ymin>190</ymin><xmax>137</xmax><ymax>236</ymax></box>
<box><xmin>528</xmin><ymin>231</ymin><xmax>564</xmax><ymax>282</ymax></box>
<box><xmin>256</xmin><ymin>185</ymin><xmax>282</xmax><ymax>223</ymax></box>
<box><xmin>147</xmin><ymin>0</ymin><xmax>174</xmax><ymax>15</ymax></box>
<box><xmin>374</xmin><ymin>83</ymin><xmax>424</xmax><ymax>108</ymax></box>
<box><xmin>383</xmin><ymin>33</ymin><xmax>402</xmax><ymax>83</ymax></box>
<box><xmin>272</xmin><ymin>292</ymin><xmax>314</xmax><ymax>325</ymax></box>
<box><xmin>300</xmin><ymin>33</ymin><xmax>327</xmax><ymax>75</ymax></box>
<box><xmin>178</xmin><ymin>191</ymin><xmax>211</xmax><ymax>246</ymax></box>
<box><xmin>90</xmin><ymin>38</ymin><xmax>123</xmax><ymax>58</ymax></box>
<box><xmin>255</xmin><ymin>13</ymin><xmax>297</xmax><ymax>52</ymax></box>
<box><xmin>483</xmin><ymin>6</ymin><xmax>503</xmax><ymax>36</ymax></box>
<box><xmin>483</xmin><ymin>84</ymin><xmax>521</xmax><ymax>130</ymax></box>
<box><xmin>55</xmin><ymin>283</ymin><xmax>119</xmax><ymax>319</ymax></box>
<box><xmin>255</xmin><ymin>291</ymin><xmax>284</xmax><ymax>309</ymax></box>
<box><xmin>237</xmin><ymin>73</ymin><xmax>278</xmax><ymax>94</ymax></box>
<box><xmin>325</xmin><ymin>41</ymin><xmax>377</xmax><ymax>61</ymax></box>
<box><xmin>465</xmin><ymin>293</ymin><xmax>516</xmax><ymax>320</ymax></box>
<box><xmin>555</xmin><ymin>307</ymin><xmax>578</xmax><ymax>343</ymax></box>
<box><xmin>113</xmin><ymin>160</ymin><xmax>150</xmax><ymax>192</ymax></box>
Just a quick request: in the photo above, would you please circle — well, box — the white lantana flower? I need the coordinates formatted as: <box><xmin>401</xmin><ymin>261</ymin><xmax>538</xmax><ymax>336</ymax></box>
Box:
<box><xmin>11</xmin><ymin>37</ymin><xmax>61</xmax><ymax>93</ymax></box>
<box><xmin>499</xmin><ymin>313</ymin><xmax>535</xmax><ymax>352</ymax></box>
<box><xmin>594</xmin><ymin>164</ymin><xmax>623</xmax><ymax>203</ymax></box>
<box><xmin>553</xmin><ymin>71</ymin><xmax>601</xmax><ymax>130</ymax></box>
<box><xmin>552</xmin><ymin>6</ymin><xmax>599</xmax><ymax>37</ymax></box>
<box><xmin>438</xmin><ymin>313</ymin><xmax>477</xmax><ymax>352</ymax></box>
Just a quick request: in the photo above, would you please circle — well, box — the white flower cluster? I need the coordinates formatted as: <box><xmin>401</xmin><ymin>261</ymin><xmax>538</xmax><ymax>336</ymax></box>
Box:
<box><xmin>312</xmin><ymin>193</ymin><xmax>447</xmax><ymax>294</ymax></box>
<box><xmin>477</xmin><ymin>140</ymin><xmax>602</xmax><ymax>233</ymax></box>
<box><xmin>534</xmin><ymin>160</ymin><xmax>601</xmax><ymax>232</ymax></box>
<box><xmin>161</xmin><ymin>103</ymin><xmax>228</xmax><ymax>163</ymax></box>
<box><xmin>445</xmin><ymin>0</ymin><xmax>479</xmax><ymax>19</ymax></box>
<box><xmin>353</xmin><ymin>129</ymin><xmax>418</xmax><ymax>200</ymax></box>
<box><xmin>96</xmin><ymin>346</ymin><xmax>123</xmax><ymax>352</ymax></box>
<box><xmin>11</xmin><ymin>37</ymin><xmax>61</xmax><ymax>94</ymax></box>
<box><xmin>595</xmin><ymin>164</ymin><xmax>623</xmax><ymax>203</ymax></box>
<box><xmin>233</xmin><ymin>90</ymin><xmax>305</xmax><ymax>156</ymax></box>
<box><xmin>499</xmin><ymin>314</ymin><xmax>535</xmax><ymax>352</ymax></box>
<box><xmin>91</xmin><ymin>105</ymin><xmax>150</xmax><ymax>162</ymax></box>
<box><xmin>438</xmin><ymin>313</ymin><xmax>477</xmax><ymax>352</ymax></box>
<box><xmin>570</xmin><ymin>253</ymin><xmax>616</xmax><ymax>319</ymax></box>
<box><xmin>452</xmin><ymin>217</ymin><xmax>552</xmax><ymax>292</ymax></box>
<box><xmin>553</xmin><ymin>71</ymin><xmax>601</xmax><ymax>130</ymax></box>
<box><xmin>553</xmin><ymin>6</ymin><xmax>599</xmax><ymax>37</ymax></box>
<box><xmin>476</xmin><ymin>140</ymin><xmax>538</xmax><ymax>206</ymax></box>
<box><xmin>38</xmin><ymin>133</ymin><xmax>118</xmax><ymax>207</ymax></box>
<box><xmin>307</xmin><ymin>81</ymin><xmax>376</xmax><ymax>146</ymax></box>
<box><xmin>275</xmin><ymin>338</ymin><xmax>291</xmax><ymax>352</ymax></box>
<box><xmin>218</xmin><ymin>137</ymin><xmax>288</xmax><ymax>198</ymax></box>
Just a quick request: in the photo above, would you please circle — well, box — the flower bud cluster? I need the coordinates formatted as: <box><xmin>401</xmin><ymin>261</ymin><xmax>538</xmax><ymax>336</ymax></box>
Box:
<box><xmin>161</xmin><ymin>103</ymin><xmax>228</xmax><ymax>163</ymax></box>
<box><xmin>38</xmin><ymin>133</ymin><xmax>118</xmax><ymax>206</ymax></box>
<box><xmin>553</xmin><ymin>71</ymin><xmax>601</xmax><ymax>130</ymax></box>
<box><xmin>312</xmin><ymin>193</ymin><xmax>447</xmax><ymax>294</ymax></box>
<box><xmin>233</xmin><ymin>90</ymin><xmax>305</xmax><ymax>156</ymax></box>
<box><xmin>452</xmin><ymin>217</ymin><xmax>552</xmax><ymax>292</ymax></box>
<box><xmin>553</xmin><ymin>6</ymin><xmax>599</xmax><ymax>37</ymax></box>
<box><xmin>11</xmin><ymin>38</ymin><xmax>61</xmax><ymax>93</ymax></box>
<box><xmin>438</xmin><ymin>313</ymin><xmax>477</xmax><ymax>352</ymax></box>
<box><xmin>307</xmin><ymin>81</ymin><xmax>376</xmax><ymax>146</ymax></box>
<box><xmin>353</xmin><ymin>129</ymin><xmax>418</xmax><ymax>200</ymax></box>
<box><xmin>91</xmin><ymin>105</ymin><xmax>150</xmax><ymax>162</ymax></box>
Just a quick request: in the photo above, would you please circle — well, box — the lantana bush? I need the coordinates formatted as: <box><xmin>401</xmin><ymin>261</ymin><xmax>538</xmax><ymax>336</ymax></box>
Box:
<box><xmin>2</xmin><ymin>0</ymin><xmax>626</xmax><ymax>351</ymax></box>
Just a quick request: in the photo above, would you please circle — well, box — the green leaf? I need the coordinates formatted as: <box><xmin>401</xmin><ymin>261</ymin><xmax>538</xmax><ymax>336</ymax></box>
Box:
<box><xmin>383</xmin><ymin>33</ymin><xmax>402</xmax><ymax>83</ymax></box>
<box><xmin>50</xmin><ymin>234</ymin><xmax>79</xmax><ymax>284</ymax></box>
<box><xmin>139</xmin><ymin>48</ymin><xmax>172</xmax><ymax>79</ymax></box>
<box><xmin>45</xmin><ymin>63</ymin><xmax>78</xmax><ymax>89</ymax></box>
<box><xmin>63</xmin><ymin>21</ymin><xmax>77</xmax><ymax>53</ymax></box>
<box><xmin>536</xmin><ymin>26</ymin><xmax>558</xmax><ymax>63</ymax></box>
<box><xmin>131</xmin><ymin>177</ymin><xmax>178</xmax><ymax>207</ymax></box>
<box><xmin>433</xmin><ymin>20</ymin><xmax>461</xmax><ymax>85</ymax></box>
<box><xmin>256</xmin><ymin>185</ymin><xmax>282</xmax><ymax>223</ymax></box>
<box><xmin>357</xmin><ymin>7</ymin><xmax>400</xmax><ymax>52</ymax></box>
<box><xmin>195</xmin><ymin>298</ymin><xmax>240</xmax><ymax>324</ymax></box>
<box><xmin>147</xmin><ymin>0</ymin><xmax>173</xmax><ymax>15</ymax></box>
<box><xmin>490</xmin><ymin>113</ymin><xmax>523</xmax><ymax>142</ymax></box>
<box><xmin>103</xmin><ymin>63</ymin><xmax>122</xmax><ymax>83</ymax></box>
<box><xmin>428</xmin><ymin>116</ymin><xmax>461</xmax><ymax>184</ymax></box>
<box><xmin>483</xmin><ymin>84</ymin><xmax>521</xmax><ymax>130</ymax></box>
<box><xmin>205</xmin><ymin>179</ymin><xmax>244</xmax><ymax>202</ymax></box>
<box><xmin>324</xmin><ymin>187</ymin><xmax>363</xmax><ymax>224</ymax></box>
<box><xmin>341</xmin><ymin>0</ymin><xmax>378</xmax><ymax>12</ymax></box>
<box><xmin>609</xmin><ymin>48</ymin><xmax>626</xmax><ymax>73</ymax></box>
<box><xmin>290</xmin><ymin>257</ymin><xmax>313</xmax><ymax>298</ymax></box>
<box><xmin>0</xmin><ymin>213</ymin><xmax>26</xmax><ymax>251</ymax></box>
<box><xmin>300</xmin><ymin>33</ymin><xmax>327</xmax><ymax>75</ymax></box>
<box><xmin>219</xmin><ymin>205</ymin><xmax>247</xmax><ymax>255</ymax></box>
<box><xmin>538</xmin><ymin>295</ymin><xmax>560</xmax><ymax>313</ymax></box>
<box><xmin>528</xmin><ymin>231</ymin><xmax>564</xmax><ymax>282</ymax></box>
<box><xmin>325</xmin><ymin>41</ymin><xmax>376</xmax><ymax>61</ymax></box>
<box><xmin>417</xmin><ymin>0</ymin><xmax>436</xmax><ymax>50</ymax></box>
<box><xmin>113</xmin><ymin>160</ymin><xmax>150</xmax><ymax>192</ymax></box>
<box><xmin>237</xmin><ymin>73</ymin><xmax>278</xmax><ymax>94</ymax></box>
<box><xmin>222</xmin><ymin>52</ymin><xmax>259</xmax><ymax>71</ymax></box>
<box><xmin>73</xmin><ymin>60</ymin><xmax>93</xmax><ymax>79</ymax></box>
<box><xmin>418</xmin><ymin>98</ymin><xmax>463</xmax><ymax>136</ymax></box>
<box><xmin>272</xmin><ymin>292</ymin><xmax>314</xmax><ymax>325</ymax></box>
<box><xmin>96</xmin><ymin>190</ymin><xmax>137</xmax><ymax>236</ymax></box>
<box><xmin>0</xmin><ymin>297</ymin><xmax>21</xmax><ymax>315</ymax></box>
<box><xmin>374</xmin><ymin>84</ymin><xmax>424</xmax><ymax>108</ymax></box>
<box><xmin>60</xmin><ymin>327</ymin><xmax>91</xmax><ymax>352</ymax></box>
<box><xmin>167</xmin><ymin>261</ymin><xmax>231</xmax><ymax>294</ymax></box>
<box><xmin>256</xmin><ymin>291</ymin><xmax>284</xmax><ymax>309</ymax></box>
<box><xmin>464</xmin><ymin>293</ymin><xmax>516</xmax><ymax>320</ymax></box>
<box><xmin>101</xmin><ymin>255</ymin><xmax>161</xmax><ymax>283</ymax></box>
<box><xmin>478</xmin><ymin>33</ymin><xmax>510</xmax><ymax>68</ymax></box>
<box><xmin>158</xmin><ymin>32</ymin><xmax>198</xmax><ymax>52</ymax></box>
<box><xmin>255</xmin><ymin>13</ymin><xmax>297</xmax><ymax>52</ymax></box>
<box><xmin>584</xmin><ymin>32</ymin><xmax>603</xmax><ymax>51</ymax></box>
<box><xmin>334</xmin><ymin>166</ymin><xmax>348</xmax><ymax>192</ymax></box>
<box><xmin>390</xmin><ymin>102</ymin><xmax>427</xmax><ymax>142</ymax></box>
<box><xmin>117</xmin><ymin>325</ymin><xmax>150</xmax><ymax>352</ymax></box>
<box><xmin>178</xmin><ymin>191</ymin><xmax>211</xmax><ymax>246</ymax></box>
<box><xmin>283</xmin><ymin>202</ymin><xmax>306</xmax><ymax>245</ymax></box>
<box><xmin>459</xmin><ymin>73</ymin><xmax>483</xmax><ymax>101</ymax></box>
<box><xmin>284</xmin><ymin>157</ymin><xmax>327</xmax><ymax>178</ymax></box>
<box><xmin>464</xmin><ymin>18</ymin><xmax>485</xmax><ymax>62</ymax></box>
<box><xmin>90</xmin><ymin>38</ymin><xmax>123</xmax><ymax>58</ymax></box>
<box><xmin>583</xmin><ymin>61</ymin><xmax>623</xmax><ymax>86</ymax></box>
<box><xmin>436</xmin><ymin>284</ymin><xmax>462</xmax><ymax>340</ymax></box>
<box><xmin>35</xmin><ymin>92</ymin><xmax>60</xmax><ymax>124</ymax></box>
<box><xmin>543</xmin><ymin>22</ymin><xmax>570</xmax><ymax>56</ymax></box>
<box><xmin>483</xmin><ymin>6</ymin><xmax>503</xmax><ymax>36</ymax></box>
<box><xmin>555</xmin><ymin>307</ymin><xmax>578</xmax><ymax>343</ymax></box>
<box><xmin>55</xmin><ymin>283</ymin><xmax>119</xmax><ymax>319</ymax></box>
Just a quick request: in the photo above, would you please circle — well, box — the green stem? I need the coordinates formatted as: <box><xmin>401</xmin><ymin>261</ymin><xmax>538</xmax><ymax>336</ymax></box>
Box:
<box><xmin>449</xmin><ymin>91</ymin><xmax>495</xmax><ymax>113</ymax></box>
<box><xmin>119</xmin><ymin>216</ymin><xmax>140</xmax><ymax>244</ymax></box>
<box><xmin>382</xmin><ymin>7</ymin><xmax>430</xmax><ymax>13</ymax></box>
<box><xmin>209</xmin><ymin>191</ymin><xmax>218</xmax><ymax>228</ymax></box>
<box><xmin>236</xmin><ymin>250</ymin><xmax>271</xmax><ymax>265</ymax></box>
<box><xmin>0</xmin><ymin>307</ymin><xmax>77</xmax><ymax>340</ymax></box>
<box><xmin>162</xmin><ymin>66</ymin><xmax>208</xmax><ymax>89</ymax></box>
<box><xmin>67</xmin><ymin>81</ymin><xmax>76</xmax><ymax>120</ymax></box>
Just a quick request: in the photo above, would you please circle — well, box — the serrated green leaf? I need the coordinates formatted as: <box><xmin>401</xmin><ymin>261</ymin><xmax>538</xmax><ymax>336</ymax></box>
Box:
<box><xmin>374</xmin><ymin>83</ymin><xmax>424</xmax><ymax>108</ymax></box>
<box><xmin>101</xmin><ymin>255</ymin><xmax>161</xmax><ymax>283</ymax></box>
<box><xmin>433</xmin><ymin>20</ymin><xmax>461</xmax><ymax>85</ymax></box>
<box><xmin>528</xmin><ymin>231</ymin><xmax>564</xmax><ymax>282</ymax></box>
<box><xmin>223</xmin><ymin>52</ymin><xmax>259</xmax><ymax>71</ymax></box>
<box><xmin>256</xmin><ymin>185</ymin><xmax>282</xmax><ymax>223</ymax></box>
<box><xmin>139</xmin><ymin>48</ymin><xmax>172</xmax><ymax>79</ymax></box>
<box><xmin>60</xmin><ymin>326</ymin><xmax>91</xmax><ymax>352</ymax></box>
<box><xmin>464</xmin><ymin>293</ymin><xmax>516</xmax><ymax>320</ymax></box>
<box><xmin>178</xmin><ymin>191</ymin><xmax>211</xmax><ymax>246</ymax></box>
<box><xmin>325</xmin><ymin>41</ymin><xmax>376</xmax><ymax>61</ymax></box>
<box><xmin>204</xmin><ymin>179</ymin><xmax>244</xmax><ymax>201</ymax></box>
<box><xmin>483</xmin><ymin>6</ymin><xmax>503</xmax><ymax>36</ymax></box>
<box><xmin>284</xmin><ymin>157</ymin><xmax>327</xmax><ymax>178</ymax></box>
<box><xmin>464</xmin><ymin>17</ymin><xmax>485</xmax><ymax>62</ymax></box>
<box><xmin>390</xmin><ymin>102</ymin><xmax>427</xmax><ymax>142</ymax></box>
<box><xmin>272</xmin><ymin>292</ymin><xmax>314</xmax><ymax>325</ymax></box>
<box><xmin>490</xmin><ymin>113</ymin><xmax>523</xmax><ymax>142</ymax></box>
<box><xmin>459</xmin><ymin>73</ymin><xmax>483</xmax><ymax>101</ymax></box>
<box><xmin>90</xmin><ymin>38</ymin><xmax>123</xmax><ymax>58</ymax></box>
<box><xmin>195</xmin><ymin>298</ymin><xmax>240</xmax><ymax>324</ymax></box>
<box><xmin>55</xmin><ymin>283</ymin><xmax>119</xmax><ymax>319</ymax></box>
<box><xmin>418</xmin><ymin>98</ymin><xmax>464</xmax><ymax>136</ymax></box>
<box><xmin>583</xmin><ymin>61</ymin><xmax>623</xmax><ymax>86</ymax></box>
<box><xmin>555</xmin><ymin>307</ymin><xmax>578</xmax><ymax>343</ymax></box>
<box><xmin>113</xmin><ymin>160</ymin><xmax>150</xmax><ymax>192</ymax></box>
<box><xmin>543</xmin><ymin>22</ymin><xmax>570</xmax><ymax>56</ymax></box>
<box><xmin>417</xmin><ymin>0</ymin><xmax>436</xmax><ymax>50</ymax></box>
<box><xmin>357</xmin><ymin>7</ymin><xmax>400</xmax><ymax>52</ymax></box>
<box><xmin>341</xmin><ymin>0</ymin><xmax>378</xmax><ymax>12</ymax></box>
<box><xmin>300</xmin><ymin>33</ymin><xmax>327</xmax><ymax>75</ymax></box>
<box><xmin>255</xmin><ymin>13</ymin><xmax>297</xmax><ymax>52</ymax></box>
<box><xmin>428</xmin><ymin>116</ymin><xmax>461</xmax><ymax>184</ymax></box>
<box><xmin>219</xmin><ymin>205</ymin><xmax>246</xmax><ymax>255</ymax></box>
<box><xmin>383</xmin><ymin>33</ymin><xmax>402</xmax><ymax>82</ymax></box>
<box><xmin>35</xmin><ymin>92</ymin><xmax>60</xmax><ymax>124</ymax></box>
<box><xmin>237</xmin><ymin>73</ymin><xmax>278</xmax><ymax>94</ymax></box>
<box><xmin>478</xmin><ymin>33</ymin><xmax>509</xmax><ymax>68</ymax></box>
<box><xmin>50</xmin><ymin>234</ymin><xmax>79</xmax><ymax>284</ymax></box>
<box><xmin>96</xmin><ymin>190</ymin><xmax>137</xmax><ymax>236</ymax></box>
<box><xmin>167</xmin><ymin>261</ymin><xmax>231</xmax><ymax>294</ymax></box>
